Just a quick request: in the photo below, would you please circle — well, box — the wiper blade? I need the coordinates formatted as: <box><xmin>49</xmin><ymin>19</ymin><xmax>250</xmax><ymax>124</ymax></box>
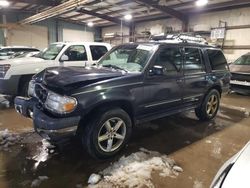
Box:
<box><xmin>102</xmin><ymin>64</ymin><xmax>128</xmax><ymax>72</ymax></box>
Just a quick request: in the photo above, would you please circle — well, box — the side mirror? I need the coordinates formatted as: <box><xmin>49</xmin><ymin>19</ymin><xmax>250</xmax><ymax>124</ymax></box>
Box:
<box><xmin>149</xmin><ymin>65</ymin><xmax>164</xmax><ymax>76</ymax></box>
<box><xmin>60</xmin><ymin>54</ymin><xmax>69</xmax><ymax>62</ymax></box>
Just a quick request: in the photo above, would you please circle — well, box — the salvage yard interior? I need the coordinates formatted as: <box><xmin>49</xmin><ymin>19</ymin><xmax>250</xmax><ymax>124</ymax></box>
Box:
<box><xmin>0</xmin><ymin>0</ymin><xmax>250</xmax><ymax>188</ymax></box>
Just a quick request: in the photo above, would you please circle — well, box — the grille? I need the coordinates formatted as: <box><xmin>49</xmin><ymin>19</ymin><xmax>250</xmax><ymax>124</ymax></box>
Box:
<box><xmin>231</xmin><ymin>73</ymin><xmax>250</xmax><ymax>82</ymax></box>
<box><xmin>35</xmin><ymin>84</ymin><xmax>48</xmax><ymax>103</ymax></box>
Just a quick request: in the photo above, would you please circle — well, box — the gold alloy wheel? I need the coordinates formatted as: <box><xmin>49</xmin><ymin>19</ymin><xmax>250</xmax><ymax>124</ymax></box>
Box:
<box><xmin>97</xmin><ymin>117</ymin><xmax>126</xmax><ymax>152</ymax></box>
<box><xmin>206</xmin><ymin>94</ymin><xmax>219</xmax><ymax>117</ymax></box>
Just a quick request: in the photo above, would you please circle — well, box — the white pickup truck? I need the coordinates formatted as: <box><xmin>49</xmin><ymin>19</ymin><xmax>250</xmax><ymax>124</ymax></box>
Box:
<box><xmin>0</xmin><ymin>42</ymin><xmax>111</xmax><ymax>96</ymax></box>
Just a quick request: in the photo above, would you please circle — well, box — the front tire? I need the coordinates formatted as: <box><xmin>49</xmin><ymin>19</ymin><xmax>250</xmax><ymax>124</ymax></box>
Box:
<box><xmin>82</xmin><ymin>108</ymin><xmax>132</xmax><ymax>159</ymax></box>
<box><xmin>195</xmin><ymin>89</ymin><xmax>220</xmax><ymax>121</ymax></box>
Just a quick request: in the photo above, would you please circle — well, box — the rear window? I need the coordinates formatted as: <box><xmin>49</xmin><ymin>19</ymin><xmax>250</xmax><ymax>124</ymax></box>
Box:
<box><xmin>90</xmin><ymin>45</ymin><xmax>108</xmax><ymax>61</ymax></box>
<box><xmin>234</xmin><ymin>54</ymin><xmax>250</xmax><ymax>65</ymax></box>
<box><xmin>207</xmin><ymin>49</ymin><xmax>228</xmax><ymax>70</ymax></box>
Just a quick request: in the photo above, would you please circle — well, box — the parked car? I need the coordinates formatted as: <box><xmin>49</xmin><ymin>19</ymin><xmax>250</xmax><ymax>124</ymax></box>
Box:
<box><xmin>15</xmin><ymin>41</ymin><xmax>231</xmax><ymax>158</ymax></box>
<box><xmin>9</xmin><ymin>51</ymin><xmax>41</xmax><ymax>59</ymax></box>
<box><xmin>229</xmin><ymin>53</ymin><xmax>250</xmax><ymax>94</ymax></box>
<box><xmin>211</xmin><ymin>141</ymin><xmax>250</xmax><ymax>188</ymax></box>
<box><xmin>0</xmin><ymin>46</ymin><xmax>39</xmax><ymax>60</ymax></box>
<box><xmin>0</xmin><ymin>42</ymin><xmax>111</xmax><ymax>96</ymax></box>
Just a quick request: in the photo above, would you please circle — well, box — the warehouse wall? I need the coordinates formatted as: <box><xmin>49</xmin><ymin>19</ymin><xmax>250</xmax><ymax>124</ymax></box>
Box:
<box><xmin>101</xmin><ymin>7</ymin><xmax>250</xmax><ymax>62</ymax></box>
<box><xmin>102</xmin><ymin>25</ymin><xmax>130</xmax><ymax>45</ymax></box>
<box><xmin>0</xmin><ymin>12</ymin><xmax>100</xmax><ymax>50</ymax></box>
<box><xmin>189</xmin><ymin>7</ymin><xmax>250</xmax><ymax>62</ymax></box>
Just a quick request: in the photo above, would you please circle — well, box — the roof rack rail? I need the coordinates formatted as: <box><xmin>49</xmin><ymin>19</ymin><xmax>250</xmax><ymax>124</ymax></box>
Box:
<box><xmin>150</xmin><ymin>33</ymin><xmax>208</xmax><ymax>45</ymax></box>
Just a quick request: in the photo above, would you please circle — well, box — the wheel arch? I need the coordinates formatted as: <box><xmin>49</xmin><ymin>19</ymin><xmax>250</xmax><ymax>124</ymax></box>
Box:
<box><xmin>78</xmin><ymin>99</ymin><xmax>135</xmax><ymax>130</ymax></box>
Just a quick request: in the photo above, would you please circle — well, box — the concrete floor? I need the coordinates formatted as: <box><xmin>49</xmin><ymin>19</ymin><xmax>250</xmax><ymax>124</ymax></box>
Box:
<box><xmin>0</xmin><ymin>93</ymin><xmax>249</xmax><ymax>188</ymax></box>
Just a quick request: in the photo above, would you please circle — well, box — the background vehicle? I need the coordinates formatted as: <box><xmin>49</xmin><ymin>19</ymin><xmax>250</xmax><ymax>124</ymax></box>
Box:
<box><xmin>9</xmin><ymin>51</ymin><xmax>41</xmax><ymax>59</ymax></box>
<box><xmin>211</xmin><ymin>141</ymin><xmax>250</xmax><ymax>188</ymax></box>
<box><xmin>0</xmin><ymin>46</ymin><xmax>39</xmax><ymax>60</ymax></box>
<box><xmin>15</xmin><ymin>41</ymin><xmax>230</xmax><ymax>159</ymax></box>
<box><xmin>230</xmin><ymin>53</ymin><xmax>250</xmax><ymax>95</ymax></box>
<box><xmin>0</xmin><ymin>42</ymin><xmax>111</xmax><ymax>97</ymax></box>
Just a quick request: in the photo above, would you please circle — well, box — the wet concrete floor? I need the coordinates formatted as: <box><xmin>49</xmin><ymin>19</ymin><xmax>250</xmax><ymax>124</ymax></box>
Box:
<box><xmin>0</xmin><ymin>93</ymin><xmax>249</xmax><ymax>188</ymax></box>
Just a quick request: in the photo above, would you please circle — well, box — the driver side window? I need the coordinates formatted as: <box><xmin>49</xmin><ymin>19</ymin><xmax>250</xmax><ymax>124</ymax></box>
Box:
<box><xmin>63</xmin><ymin>45</ymin><xmax>87</xmax><ymax>61</ymax></box>
<box><xmin>154</xmin><ymin>47</ymin><xmax>182</xmax><ymax>76</ymax></box>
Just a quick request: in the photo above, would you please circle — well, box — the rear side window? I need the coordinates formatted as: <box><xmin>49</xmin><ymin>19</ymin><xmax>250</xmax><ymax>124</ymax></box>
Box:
<box><xmin>207</xmin><ymin>49</ymin><xmax>228</xmax><ymax>70</ymax></box>
<box><xmin>90</xmin><ymin>45</ymin><xmax>108</xmax><ymax>61</ymax></box>
<box><xmin>184</xmin><ymin>48</ymin><xmax>204</xmax><ymax>74</ymax></box>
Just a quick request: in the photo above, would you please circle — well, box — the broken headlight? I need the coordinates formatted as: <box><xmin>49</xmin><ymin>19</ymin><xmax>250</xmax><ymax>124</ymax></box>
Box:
<box><xmin>45</xmin><ymin>91</ymin><xmax>77</xmax><ymax>114</ymax></box>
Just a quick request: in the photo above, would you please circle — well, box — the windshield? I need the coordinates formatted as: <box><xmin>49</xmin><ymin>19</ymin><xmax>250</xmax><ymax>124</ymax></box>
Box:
<box><xmin>234</xmin><ymin>54</ymin><xmax>250</xmax><ymax>65</ymax></box>
<box><xmin>39</xmin><ymin>44</ymin><xmax>64</xmax><ymax>60</ymax></box>
<box><xmin>98</xmin><ymin>44</ymin><xmax>154</xmax><ymax>72</ymax></box>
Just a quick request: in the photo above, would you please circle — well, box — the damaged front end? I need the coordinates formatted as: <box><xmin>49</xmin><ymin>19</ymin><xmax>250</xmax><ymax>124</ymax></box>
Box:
<box><xmin>14</xmin><ymin>85</ymin><xmax>81</xmax><ymax>144</ymax></box>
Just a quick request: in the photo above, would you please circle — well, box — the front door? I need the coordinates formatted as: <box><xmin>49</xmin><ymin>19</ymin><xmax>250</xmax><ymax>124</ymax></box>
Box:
<box><xmin>60</xmin><ymin>45</ymin><xmax>89</xmax><ymax>67</ymax></box>
<box><xmin>141</xmin><ymin>46</ymin><xmax>184</xmax><ymax>118</ymax></box>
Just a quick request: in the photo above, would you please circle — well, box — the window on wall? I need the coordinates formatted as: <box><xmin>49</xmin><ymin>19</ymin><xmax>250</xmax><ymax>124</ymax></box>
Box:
<box><xmin>64</xmin><ymin>45</ymin><xmax>87</xmax><ymax>61</ymax></box>
<box><xmin>207</xmin><ymin>49</ymin><xmax>228</xmax><ymax>70</ymax></box>
<box><xmin>184</xmin><ymin>48</ymin><xmax>204</xmax><ymax>74</ymax></box>
<box><xmin>154</xmin><ymin>47</ymin><xmax>182</xmax><ymax>76</ymax></box>
<box><xmin>90</xmin><ymin>45</ymin><xmax>108</xmax><ymax>61</ymax></box>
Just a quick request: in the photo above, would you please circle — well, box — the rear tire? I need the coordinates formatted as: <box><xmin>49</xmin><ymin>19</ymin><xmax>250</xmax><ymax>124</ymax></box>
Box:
<box><xmin>82</xmin><ymin>108</ymin><xmax>132</xmax><ymax>159</ymax></box>
<box><xmin>195</xmin><ymin>89</ymin><xmax>220</xmax><ymax>121</ymax></box>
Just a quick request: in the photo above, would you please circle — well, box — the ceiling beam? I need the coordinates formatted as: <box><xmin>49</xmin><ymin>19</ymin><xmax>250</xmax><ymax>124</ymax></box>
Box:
<box><xmin>9</xmin><ymin>0</ymin><xmax>61</xmax><ymax>6</ymax></box>
<box><xmin>136</xmin><ymin>0</ymin><xmax>187</xmax><ymax>22</ymax></box>
<box><xmin>100</xmin><ymin>0</ymin><xmax>250</xmax><ymax>28</ymax></box>
<box><xmin>78</xmin><ymin>8</ymin><xmax>130</xmax><ymax>27</ymax></box>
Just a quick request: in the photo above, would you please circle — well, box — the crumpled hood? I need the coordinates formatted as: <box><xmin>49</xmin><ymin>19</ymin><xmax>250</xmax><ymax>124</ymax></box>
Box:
<box><xmin>41</xmin><ymin>66</ymin><xmax>126</xmax><ymax>90</ymax></box>
<box><xmin>0</xmin><ymin>57</ymin><xmax>47</xmax><ymax>66</ymax></box>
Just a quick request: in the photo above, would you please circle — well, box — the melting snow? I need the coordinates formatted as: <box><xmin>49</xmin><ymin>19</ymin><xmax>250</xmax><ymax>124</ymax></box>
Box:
<box><xmin>88</xmin><ymin>148</ymin><xmax>183</xmax><ymax>188</ymax></box>
<box><xmin>31</xmin><ymin>176</ymin><xmax>49</xmax><ymax>187</ymax></box>
<box><xmin>0</xmin><ymin>129</ymin><xmax>22</xmax><ymax>151</ymax></box>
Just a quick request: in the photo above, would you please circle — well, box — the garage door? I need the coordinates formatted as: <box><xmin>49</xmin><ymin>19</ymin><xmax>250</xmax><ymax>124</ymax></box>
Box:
<box><xmin>63</xmin><ymin>28</ymin><xmax>94</xmax><ymax>42</ymax></box>
<box><xmin>7</xmin><ymin>25</ymin><xmax>48</xmax><ymax>50</ymax></box>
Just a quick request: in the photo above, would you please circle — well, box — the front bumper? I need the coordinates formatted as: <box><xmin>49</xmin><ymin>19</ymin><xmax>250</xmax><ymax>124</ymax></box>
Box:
<box><xmin>14</xmin><ymin>97</ymin><xmax>81</xmax><ymax>143</ymax></box>
<box><xmin>0</xmin><ymin>76</ymin><xmax>20</xmax><ymax>96</ymax></box>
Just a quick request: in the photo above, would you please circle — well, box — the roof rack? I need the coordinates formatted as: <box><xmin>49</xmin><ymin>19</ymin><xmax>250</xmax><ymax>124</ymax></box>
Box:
<box><xmin>150</xmin><ymin>33</ymin><xmax>208</xmax><ymax>45</ymax></box>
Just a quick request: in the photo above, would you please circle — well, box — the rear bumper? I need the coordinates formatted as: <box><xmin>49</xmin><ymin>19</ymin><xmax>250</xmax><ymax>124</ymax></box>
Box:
<box><xmin>14</xmin><ymin>97</ymin><xmax>81</xmax><ymax>143</ymax></box>
<box><xmin>0</xmin><ymin>76</ymin><xmax>20</xmax><ymax>96</ymax></box>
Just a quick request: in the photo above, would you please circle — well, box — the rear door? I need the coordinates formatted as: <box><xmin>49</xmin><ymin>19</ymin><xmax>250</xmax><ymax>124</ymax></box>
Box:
<box><xmin>141</xmin><ymin>46</ymin><xmax>184</xmax><ymax>117</ymax></box>
<box><xmin>182</xmin><ymin>47</ymin><xmax>208</xmax><ymax>106</ymax></box>
<box><xmin>89</xmin><ymin>45</ymin><xmax>108</xmax><ymax>65</ymax></box>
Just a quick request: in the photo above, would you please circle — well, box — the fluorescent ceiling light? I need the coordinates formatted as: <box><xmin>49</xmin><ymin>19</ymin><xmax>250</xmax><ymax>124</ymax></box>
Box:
<box><xmin>87</xmin><ymin>22</ymin><xmax>94</xmax><ymax>27</ymax></box>
<box><xmin>0</xmin><ymin>0</ymin><xmax>10</xmax><ymax>7</ymax></box>
<box><xmin>195</xmin><ymin>0</ymin><xmax>208</xmax><ymax>7</ymax></box>
<box><xmin>124</xmin><ymin>14</ymin><xmax>132</xmax><ymax>21</ymax></box>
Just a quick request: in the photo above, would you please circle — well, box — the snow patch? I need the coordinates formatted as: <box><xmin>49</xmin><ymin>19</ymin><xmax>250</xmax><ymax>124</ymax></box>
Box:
<box><xmin>31</xmin><ymin>176</ymin><xmax>48</xmax><ymax>187</ymax></box>
<box><xmin>0</xmin><ymin>129</ymin><xmax>22</xmax><ymax>151</ymax></box>
<box><xmin>205</xmin><ymin>140</ymin><xmax>212</xmax><ymax>144</ymax></box>
<box><xmin>193</xmin><ymin>180</ymin><xmax>203</xmax><ymax>188</ymax></box>
<box><xmin>88</xmin><ymin>174</ymin><xmax>102</xmax><ymax>185</ymax></box>
<box><xmin>88</xmin><ymin>148</ymin><xmax>182</xmax><ymax>187</ymax></box>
